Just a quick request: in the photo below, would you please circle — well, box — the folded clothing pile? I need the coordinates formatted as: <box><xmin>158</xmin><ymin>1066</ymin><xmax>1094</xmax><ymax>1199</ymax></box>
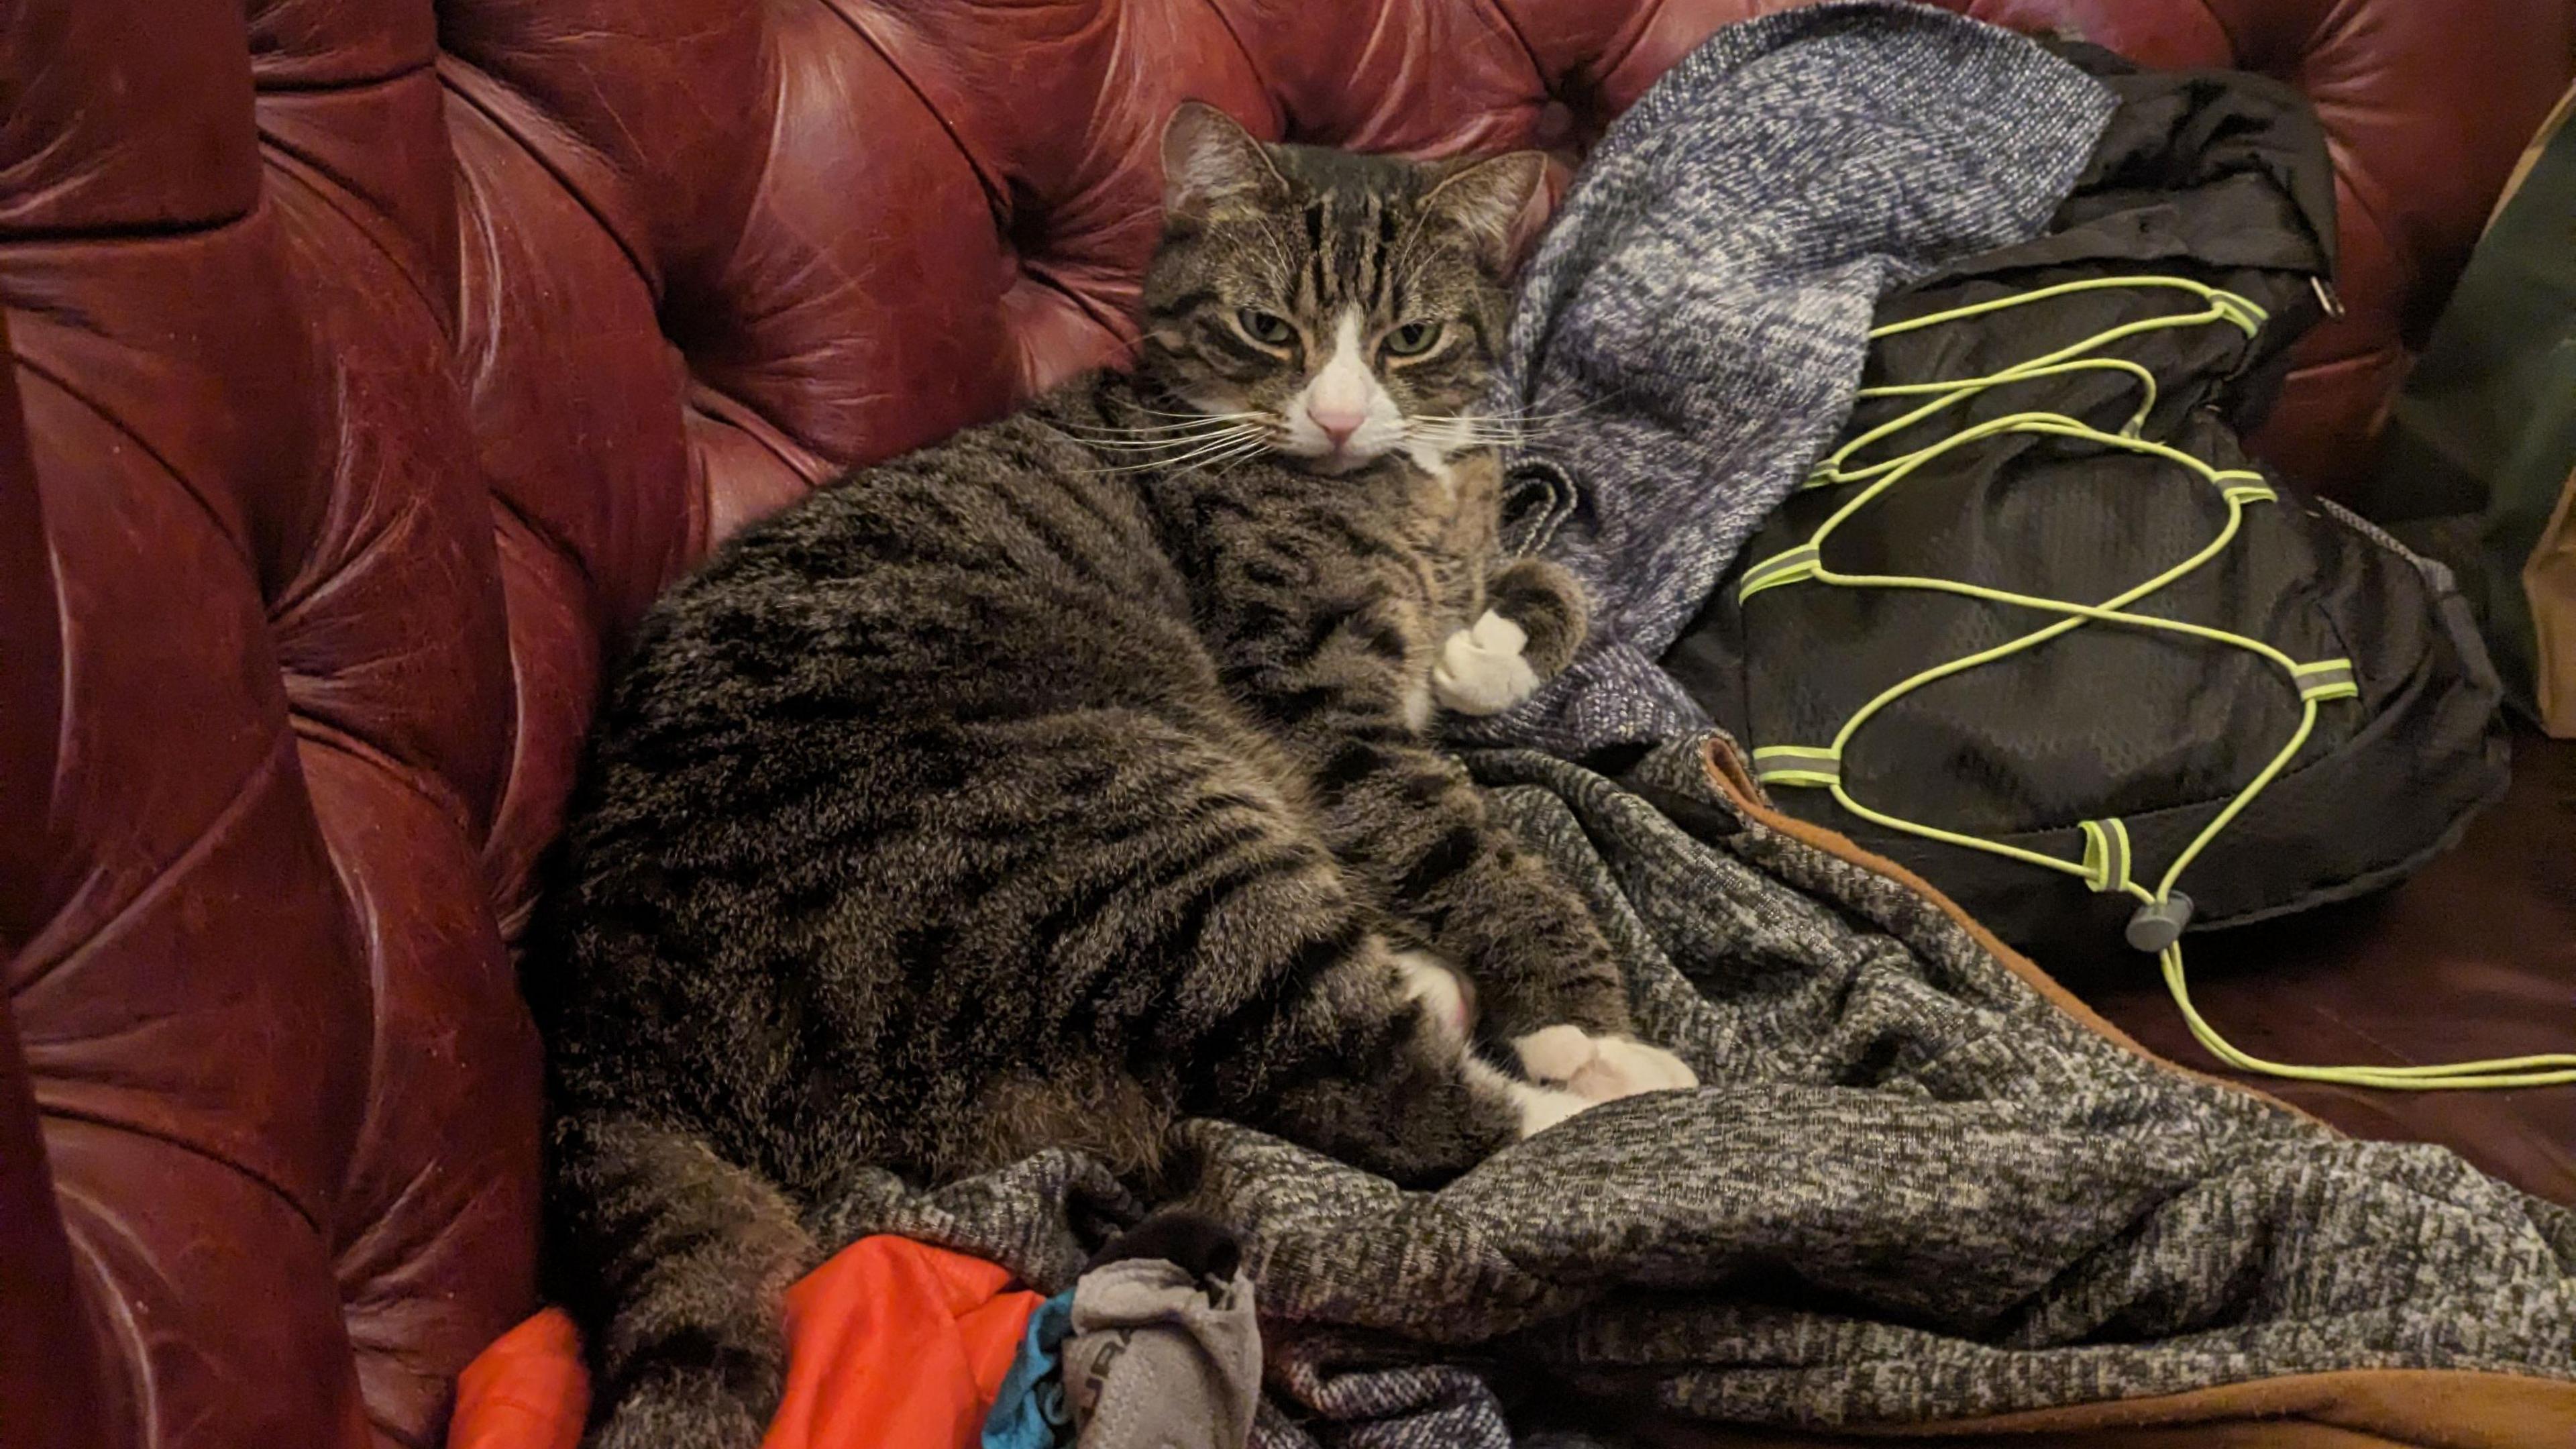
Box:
<box><xmin>447</xmin><ymin>1214</ymin><xmax>1258</xmax><ymax>1449</ymax></box>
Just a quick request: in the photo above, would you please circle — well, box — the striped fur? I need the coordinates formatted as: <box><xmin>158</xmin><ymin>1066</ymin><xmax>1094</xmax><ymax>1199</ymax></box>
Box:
<box><xmin>527</xmin><ymin>105</ymin><xmax>1690</xmax><ymax>1449</ymax></box>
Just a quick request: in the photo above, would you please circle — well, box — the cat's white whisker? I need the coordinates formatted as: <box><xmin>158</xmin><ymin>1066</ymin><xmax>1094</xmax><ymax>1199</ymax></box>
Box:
<box><xmin>1074</xmin><ymin>425</ymin><xmax>1267</xmax><ymax>452</ymax></box>
<box><xmin>1082</xmin><ymin>431</ymin><xmax>1275</xmax><ymax>474</ymax></box>
<box><xmin>1062</xmin><ymin>414</ymin><xmax>1265</xmax><ymax>435</ymax></box>
<box><xmin>1174</xmin><ymin>434</ymin><xmax>1278</xmax><ymax>469</ymax></box>
<box><xmin>1056</xmin><ymin>415</ymin><xmax>1267</xmax><ymax>438</ymax></box>
<box><xmin>1405</xmin><ymin>415</ymin><xmax>1534</xmax><ymax>452</ymax></box>
<box><xmin>1126</xmin><ymin>406</ymin><xmax>1265</xmax><ymax>423</ymax></box>
<box><xmin>1154</xmin><ymin>425</ymin><xmax>1272</xmax><ymax>453</ymax></box>
<box><xmin>1419</xmin><ymin>394</ymin><xmax>1617</xmax><ymax>436</ymax></box>
<box><xmin>1191</xmin><ymin>440</ymin><xmax>1274</xmax><ymax>474</ymax></box>
<box><xmin>1403</xmin><ymin>401</ymin><xmax>1613</xmax><ymax>454</ymax></box>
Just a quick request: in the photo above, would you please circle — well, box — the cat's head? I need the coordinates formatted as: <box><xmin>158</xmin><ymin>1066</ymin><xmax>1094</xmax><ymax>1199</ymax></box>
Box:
<box><xmin>1136</xmin><ymin>103</ymin><xmax>1546</xmax><ymax>476</ymax></box>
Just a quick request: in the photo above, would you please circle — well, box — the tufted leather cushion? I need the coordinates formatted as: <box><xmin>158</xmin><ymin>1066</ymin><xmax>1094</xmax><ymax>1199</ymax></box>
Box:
<box><xmin>3</xmin><ymin>3</ymin><xmax>2569</xmax><ymax>1446</ymax></box>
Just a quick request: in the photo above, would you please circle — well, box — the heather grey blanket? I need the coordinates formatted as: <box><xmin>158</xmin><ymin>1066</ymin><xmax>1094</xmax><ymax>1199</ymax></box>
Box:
<box><xmin>1464</xmin><ymin>1</ymin><xmax>2117</xmax><ymax>758</ymax></box>
<box><xmin>831</xmin><ymin>737</ymin><xmax>2576</xmax><ymax>1444</ymax></box>
<box><xmin>816</xmin><ymin>10</ymin><xmax>2576</xmax><ymax>1444</ymax></box>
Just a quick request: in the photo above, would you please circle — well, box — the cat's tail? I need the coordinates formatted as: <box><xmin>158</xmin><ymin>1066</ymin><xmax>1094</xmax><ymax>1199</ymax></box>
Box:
<box><xmin>545</xmin><ymin>1111</ymin><xmax>819</xmax><ymax>1449</ymax></box>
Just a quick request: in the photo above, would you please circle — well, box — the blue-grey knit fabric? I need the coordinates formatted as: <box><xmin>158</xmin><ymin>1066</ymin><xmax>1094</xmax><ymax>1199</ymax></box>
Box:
<box><xmin>1462</xmin><ymin>2</ymin><xmax>2117</xmax><ymax>757</ymax></box>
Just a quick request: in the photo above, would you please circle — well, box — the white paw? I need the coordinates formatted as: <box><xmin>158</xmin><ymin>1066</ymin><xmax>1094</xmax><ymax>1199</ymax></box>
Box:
<box><xmin>1513</xmin><ymin>1026</ymin><xmax>1698</xmax><ymax>1103</ymax></box>
<box><xmin>1513</xmin><ymin>1024</ymin><xmax>1598</xmax><ymax>1082</ymax></box>
<box><xmin>1588</xmin><ymin>1035</ymin><xmax>1699</xmax><ymax>1097</ymax></box>
<box><xmin>1506</xmin><ymin>1079</ymin><xmax>1597</xmax><ymax>1138</ymax></box>
<box><xmin>1393</xmin><ymin>950</ymin><xmax>1474</xmax><ymax>1046</ymax></box>
<box><xmin>1432</xmin><ymin>610</ymin><xmax>1540</xmax><ymax>716</ymax></box>
<box><xmin>1466</xmin><ymin>1053</ymin><xmax>1598</xmax><ymax>1139</ymax></box>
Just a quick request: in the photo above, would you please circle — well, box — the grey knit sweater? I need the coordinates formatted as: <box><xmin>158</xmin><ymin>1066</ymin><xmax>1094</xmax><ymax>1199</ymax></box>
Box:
<box><xmin>1464</xmin><ymin>1</ymin><xmax>2115</xmax><ymax>757</ymax></box>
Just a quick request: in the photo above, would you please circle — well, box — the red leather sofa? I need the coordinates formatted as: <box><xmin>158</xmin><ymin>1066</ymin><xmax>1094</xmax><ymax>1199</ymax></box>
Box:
<box><xmin>4</xmin><ymin>3</ymin><xmax>2571</xmax><ymax>1446</ymax></box>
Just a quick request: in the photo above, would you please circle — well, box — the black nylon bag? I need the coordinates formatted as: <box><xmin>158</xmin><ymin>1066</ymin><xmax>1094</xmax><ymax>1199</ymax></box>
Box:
<box><xmin>1664</xmin><ymin>52</ymin><xmax>2510</xmax><ymax>967</ymax></box>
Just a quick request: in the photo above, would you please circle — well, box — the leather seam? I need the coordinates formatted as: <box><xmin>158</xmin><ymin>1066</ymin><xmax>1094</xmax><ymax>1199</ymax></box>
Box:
<box><xmin>45</xmin><ymin>1097</ymin><xmax>329</xmax><ymax>1244</ymax></box>
<box><xmin>252</xmin><ymin>54</ymin><xmax>436</xmax><ymax>97</ymax></box>
<box><xmin>2186</xmin><ymin>0</ymin><xmax>2248</xmax><ymax>61</ymax></box>
<box><xmin>1582</xmin><ymin>0</ymin><xmax>1665</xmax><ymax>107</ymax></box>
<box><xmin>484</xmin><ymin>485</ymin><xmax>605</xmax><ymax>635</ymax></box>
<box><xmin>1472</xmin><ymin>0</ymin><xmax>1547</xmax><ymax>83</ymax></box>
<box><xmin>11</xmin><ymin>729</ymin><xmax>297</xmax><ymax>997</ymax></box>
<box><xmin>8</xmin><ymin>343</ymin><xmax>264</xmax><ymax>588</ymax></box>
<box><xmin>437</xmin><ymin>55</ymin><xmax>663</xmax><ymax>306</ymax></box>
<box><xmin>258</xmin><ymin>126</ymin><xmax>452</xmax><ymax>339</ymax></box>
<box><xmin>812</xmin><ymin>1</ymin><xmax>1008</xmax><ymax>223</ymax></box>
<box><xmin>290</xmin><ymin>714</ymin><xmax>480</xmax><ymax>854</ymax></box>
<box><xmin>1010</xmin><ymin>258</ymin><xmax>1134</xmax><ymax>356</ymax></box>
<box><xmin>1193</xmin><ymin>0</ymin><xmax>1275</xmax><ymax>117</ymax></box>
<box><xmin>50</xmin><ymin>1181</ymin><xmax>163</xmax><ymax>1438</ymax></box>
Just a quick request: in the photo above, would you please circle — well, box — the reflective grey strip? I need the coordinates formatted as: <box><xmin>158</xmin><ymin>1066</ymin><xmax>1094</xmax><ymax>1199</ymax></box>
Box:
<box><xmin>2080</xmin><ymin>818</ymin><xmax>2130</xmax><ymax>894</ymax></box>
<box><xmin>1738</xmin><ymin>545</ymin><xmax>1822</xmax><ymax>602</ymax></box>
<box><xmin>1751</xmin><ymin>745</ymin><xmax>1841</xmax><ymax>786</ymax></box>
<box><xmin>2294</xmin><ymin>659</ymin><xmax>2357</xmax><ymax>700</ymax></box>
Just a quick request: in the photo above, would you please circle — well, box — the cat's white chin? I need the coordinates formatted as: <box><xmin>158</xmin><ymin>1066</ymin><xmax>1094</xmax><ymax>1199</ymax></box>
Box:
<box><xmin>1275</xmin><ymin>434</ymin><xmax>1403</xmax><ymax>474</ymax></box>
<box><xmin>1296</xmin><ymin>447</ymin><xmax>1379</xmax><ymax>475</ymax></box>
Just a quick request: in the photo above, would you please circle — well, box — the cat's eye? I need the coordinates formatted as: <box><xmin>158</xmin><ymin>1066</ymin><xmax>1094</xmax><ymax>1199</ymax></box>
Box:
<box><xmin>1236</xmin><ymin>308</ymin><xmax>1295</xmax><ymax>347</ymax></box>
<box><xmin>1382</xmin><ymin>321</ymin><xmax>1444</xmax><ymax>358</ymax></box>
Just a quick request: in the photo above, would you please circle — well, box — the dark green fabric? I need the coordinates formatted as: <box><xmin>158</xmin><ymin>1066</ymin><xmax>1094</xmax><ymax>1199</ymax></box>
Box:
<box><xmin>2365</xmin><ymin>93</ymin><xmax>2576</xmax><ymax>723</ymax></box>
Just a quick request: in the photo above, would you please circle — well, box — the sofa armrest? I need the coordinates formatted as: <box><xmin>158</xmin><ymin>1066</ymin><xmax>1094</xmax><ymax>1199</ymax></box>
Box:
<box><xmin>0</xmin><ymin>992</ymin><xmax>112</xmax><ymax>1449</ymax></box>
<box><xmin>1</xmin><ymin>309</ymin><xmax>110</xmax><ymax>1449</ymax></box>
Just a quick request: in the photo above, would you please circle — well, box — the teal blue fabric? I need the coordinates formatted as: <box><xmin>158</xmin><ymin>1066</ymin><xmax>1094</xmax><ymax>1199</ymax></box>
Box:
<box><xmin>979</xmin><ymin>1290</ymin><xmax>1074</xmax><ymax>1449</ymax></box>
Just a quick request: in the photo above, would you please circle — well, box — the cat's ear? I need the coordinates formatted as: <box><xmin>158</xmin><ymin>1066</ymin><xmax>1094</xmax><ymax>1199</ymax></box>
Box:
<box><xmin>1161</xmin><ymin>102</ymin><xmax>1287</xmax><ymax>223</ymax></box>
<box><xmin>1420</xmin><ymin>151</ymin><xmax>1550</xmax><ymax>272</ymax></box>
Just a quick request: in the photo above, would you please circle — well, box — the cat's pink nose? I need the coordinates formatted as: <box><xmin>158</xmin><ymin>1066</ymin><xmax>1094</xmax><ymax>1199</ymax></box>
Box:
<box><xmin>1307</xmin><ymin>398</ymin><xmax>1366</xmax><ymax>445</ymax></box>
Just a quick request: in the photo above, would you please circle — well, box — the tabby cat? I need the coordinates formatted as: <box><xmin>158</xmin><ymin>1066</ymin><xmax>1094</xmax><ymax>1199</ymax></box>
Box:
<box><xmin>529</xmin><ymin>103</ymin><xmax>1698</xmax><ymax>1448</ymax></box>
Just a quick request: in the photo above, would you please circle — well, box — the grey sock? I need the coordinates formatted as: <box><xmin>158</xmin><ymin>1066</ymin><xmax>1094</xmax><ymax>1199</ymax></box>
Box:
<box><xmin>1062</xmin><ymin>1258</ymin><xmax>1259</xmax><ymax>1449</ymax></box>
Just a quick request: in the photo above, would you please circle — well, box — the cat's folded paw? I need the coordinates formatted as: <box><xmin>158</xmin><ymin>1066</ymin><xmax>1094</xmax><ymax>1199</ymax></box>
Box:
<box><xmin>1514</xmin><ymin>1025</ymin><xmax>1698</xmax><ymax>1103</ymax></box>
<box><xmin>1432</xmin><ymin>610</ymin><xmax>1540</xmax><ymax>716</ymax></box>
<box><xmin>1506</xmin><ymin>1080</ymin><xmax>1598</xmax><ymax>1138</ymax></box>
<box><xmin>1587</xmin><ymin>1035</ymin><xmax>1699</xmax><ymax>1098</ymax></box>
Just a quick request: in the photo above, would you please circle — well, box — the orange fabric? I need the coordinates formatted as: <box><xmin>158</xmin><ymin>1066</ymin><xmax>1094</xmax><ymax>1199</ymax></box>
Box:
<box><xmin>764</xmin><ymin>1236</ymin><xmax>1044</xmax><ymax>1449</ymax></box>
<box><xmin>447</xmin><ymin>1309</ymin><xmax>586</xmax><ymax>1449</ymax></box>
<box><xmin>445</xmin><ymin>1237</ymin><xmax>1044</xmax><ymax>1449</ymax></box>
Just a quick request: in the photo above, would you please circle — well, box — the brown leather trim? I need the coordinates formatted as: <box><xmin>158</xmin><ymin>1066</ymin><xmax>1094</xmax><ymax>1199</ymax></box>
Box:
<box><xmin>1694</xmin><ymin>737</ymin><xmax>2320</xmax><ymax>1122</ymax></box>
<box><xmin>1638</xmin><ymin>1368</ymin><xmax>2576</xmax><ymax>1448</ymax></box>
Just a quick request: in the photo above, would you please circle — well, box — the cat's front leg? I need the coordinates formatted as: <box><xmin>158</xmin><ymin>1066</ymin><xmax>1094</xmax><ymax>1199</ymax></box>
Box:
<box><xmin>1303</xmin><ymin>737</ymin><xmax>1697</xmax><ymax>1106</ymax></box>
<box><xmin>1224</xmin><ymin>580</ymin><xmax>1688</xmax><ymax>1108</ymax></box>
<box><xmin>1432</xmin><ymin>557</ymin><xmax>1587</xmax><ymax>717</ymax></box>
<box><xmin>1399</xmin><ymin>945</ymin><xmax>1695</xmax><ymax>1106</ymax></box>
